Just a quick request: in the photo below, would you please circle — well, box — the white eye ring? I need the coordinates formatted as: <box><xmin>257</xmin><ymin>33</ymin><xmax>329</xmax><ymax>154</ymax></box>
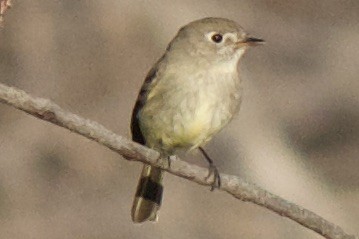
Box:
<box><xmin>205</xmin><ymin>32</ymin><xmax>238</xmax><ymax>44</ymax></box>
<box><xmin>211</xmin><ymin>33</ymin><xmax>223</xmax><ymax>43</ymax></box>
<box><xmin>206</xmin><ymin>32</ymin><xmax>224</xmax><ymax>44</ymax></box>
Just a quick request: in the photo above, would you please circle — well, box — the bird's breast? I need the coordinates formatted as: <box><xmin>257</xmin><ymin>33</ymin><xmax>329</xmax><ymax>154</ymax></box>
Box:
<box><xmin>140</xmin><ymin>67</ymin><xmax>242</xmax><ymax>151</ymax></box>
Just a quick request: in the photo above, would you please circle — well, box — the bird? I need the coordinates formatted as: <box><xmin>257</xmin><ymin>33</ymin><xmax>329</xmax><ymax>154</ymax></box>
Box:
<box><xmin>130</xmin><ymin>17</ymin><xmax>264</xmax><ymax>223</ymax></box>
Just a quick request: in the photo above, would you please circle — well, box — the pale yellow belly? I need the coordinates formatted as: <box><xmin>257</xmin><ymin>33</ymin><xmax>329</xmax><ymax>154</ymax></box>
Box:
<box><xmin>140</xmin><ymin>93</ymin><xmax>236</xmax><ymax>152</ymax></box>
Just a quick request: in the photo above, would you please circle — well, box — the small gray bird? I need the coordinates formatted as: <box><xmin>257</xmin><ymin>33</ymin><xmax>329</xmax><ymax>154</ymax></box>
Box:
<box><xmin>130</xmin><ymin>17</ymin><xmax>263</xmax><ymax>223</ymax></box>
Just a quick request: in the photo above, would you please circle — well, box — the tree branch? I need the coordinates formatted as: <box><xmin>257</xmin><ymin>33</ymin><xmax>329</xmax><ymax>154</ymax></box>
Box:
<box><xmin>0</xmin><ymin>82</ymin><xmax>356</xmax><ymax>239</ymax></box>
<box><xmin>0</xmin><ymin>0</ymin><xmax>12</xmax><ymax>27</ymax></box>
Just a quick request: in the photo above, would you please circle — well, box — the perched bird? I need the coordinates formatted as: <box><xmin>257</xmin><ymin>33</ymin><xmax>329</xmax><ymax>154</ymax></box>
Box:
<box><xmin>130</xmin><ymin>17</ymin><xmax>264</xmax><ymax>223</ymax></box>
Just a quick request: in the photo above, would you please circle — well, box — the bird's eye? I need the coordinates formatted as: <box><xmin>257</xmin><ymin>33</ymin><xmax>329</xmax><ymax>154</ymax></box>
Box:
<box><xmin>211</xmin><ymin>34</ymin><xmax>223</xmax><ymax>43</ymax></box>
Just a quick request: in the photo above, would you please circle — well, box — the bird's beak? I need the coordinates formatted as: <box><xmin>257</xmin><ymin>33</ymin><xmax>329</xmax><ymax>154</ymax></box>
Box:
<box><xmin>236</xmin><ymin>37</ymin><xmax>265</xmax><ymax>47</ymax></box>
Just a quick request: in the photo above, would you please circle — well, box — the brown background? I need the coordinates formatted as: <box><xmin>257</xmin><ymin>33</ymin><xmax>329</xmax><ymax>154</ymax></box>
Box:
<box><xmin>0</xmin><ymin>1</ymin><xmax>358</xmax><ymax>238</ymax></box>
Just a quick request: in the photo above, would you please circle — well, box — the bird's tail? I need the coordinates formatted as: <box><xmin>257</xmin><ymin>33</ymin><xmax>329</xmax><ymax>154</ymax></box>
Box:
<box><xmin>131</xmin><ymin>164</ymin><xmax>164</xmax><ymax>223</ymax></box>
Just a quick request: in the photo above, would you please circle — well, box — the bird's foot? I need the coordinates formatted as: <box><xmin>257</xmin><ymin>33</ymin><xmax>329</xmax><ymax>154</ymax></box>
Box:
<box><xmin>164</xmin><ymin>155</ymin><xmax>177</xmax><ymax>169</ymax></box>
<box><xmin>205</xmin><ymin>163</ymin><xmax>221</xmax><ymax>191</ymax></box>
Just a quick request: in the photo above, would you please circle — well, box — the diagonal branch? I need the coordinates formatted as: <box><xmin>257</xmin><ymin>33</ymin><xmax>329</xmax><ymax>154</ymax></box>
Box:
<box><xmin>0</xmin><ymin>82</ymin><xmax>356</xmax><ymax>239</ymax></box>
<box><xmin>0</xmin><ymin>0</ymin><xmax>12</xmax><ymax>27</ymax></box>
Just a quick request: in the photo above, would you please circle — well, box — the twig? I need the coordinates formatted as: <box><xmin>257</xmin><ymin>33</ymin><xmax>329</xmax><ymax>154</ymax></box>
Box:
<box><xmin>0</xmin><ymin>82</ymin><xmax>356</xmax><ymax>239</ymax></box>
<box><xmin>0</xmin><ymin>0</ymin><xmax>12</xmax><ymax>27</ymax></box>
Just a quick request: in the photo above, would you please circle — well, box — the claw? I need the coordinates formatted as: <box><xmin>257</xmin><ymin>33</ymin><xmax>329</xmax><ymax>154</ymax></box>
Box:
<box><xmin>154</xmin><ymin>155</ymin><xmax>172</xmax><ymax>169</ymax></box>
<box><xmin>205</xmin><ymin>164</ymin><xmax>221</xmax><ymax>191</ymax></box>
<box><xmin>166</xmin><ymin>155</ymin><xmax>172</xmax><ymax>168</ymax></box>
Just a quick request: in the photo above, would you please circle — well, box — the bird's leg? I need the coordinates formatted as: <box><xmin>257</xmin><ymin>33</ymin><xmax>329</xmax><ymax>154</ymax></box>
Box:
<box><xmin>155</xmin><ymin>155</ymin><xmax>172</xmax><ymax>169</ymax></box>
<box><xmin>167</xmin><ymin>155</ymin><xmax>177</xmax><ymax>168</ymax></box>
<box><xmin>198</xmin><ymin>147</ymin><xmax>221</xmax><ymax>191</ymax></box>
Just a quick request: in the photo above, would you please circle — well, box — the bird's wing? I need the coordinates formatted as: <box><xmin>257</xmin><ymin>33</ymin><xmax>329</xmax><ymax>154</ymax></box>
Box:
<box><xmin>130</xmin><ymin>58</ymin><xmax>163</xmax><ymax>145</ymax></box>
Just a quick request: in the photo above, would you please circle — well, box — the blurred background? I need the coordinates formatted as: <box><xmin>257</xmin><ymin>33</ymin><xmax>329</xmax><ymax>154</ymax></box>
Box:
<box><xmin>0</xmin><ymin>0</ymin><xmax>358</xmax><ymax>238</ymax></box>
